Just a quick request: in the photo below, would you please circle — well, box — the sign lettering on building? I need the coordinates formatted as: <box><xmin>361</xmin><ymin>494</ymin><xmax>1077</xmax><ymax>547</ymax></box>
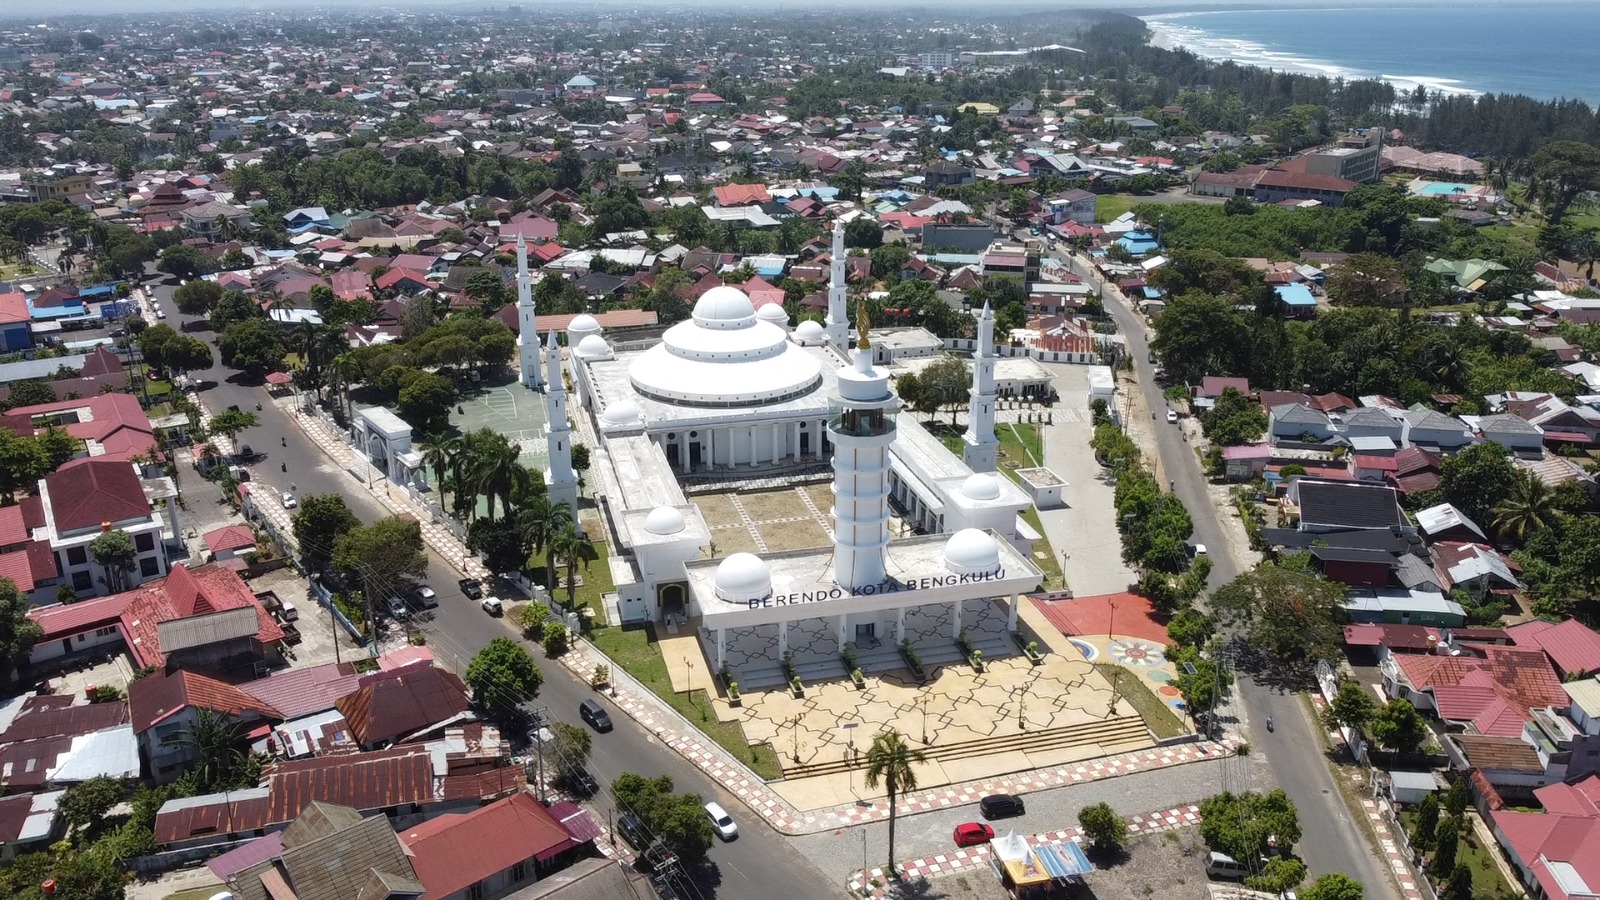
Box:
<box><xmin>746</xmin><ymin>569</ymin><xmax>1008</xmax><ymax>609</ymax></box>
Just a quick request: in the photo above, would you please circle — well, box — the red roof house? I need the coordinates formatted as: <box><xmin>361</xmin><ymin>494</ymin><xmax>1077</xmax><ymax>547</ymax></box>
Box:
<box><xmin>1508</xmin><ymin>619</ymin><xmax>1600</xmax><ymax>679</ymax></box>
<box><xmin>1491</xmin><ymin>776</ymin><xmax>1600</xmax><ymax>900</ymax></box>
<box><xmin>401</xmin><ymin>791</ymin><xmax>590</xmax><ymax>900</ymax></box>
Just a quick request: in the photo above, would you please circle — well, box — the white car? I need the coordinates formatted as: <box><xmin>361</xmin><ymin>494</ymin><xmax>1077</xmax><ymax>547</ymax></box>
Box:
<box><xmin>281</xmin><ymin>491</ymin><xmax>297</xmax><ymax>509</ymax></box>
<box><xmin>1193</xmin><ymin>544</ymin><xmax>1208</xmax><ymax>556</ymax></box>
<box><xmin>1166</xmin><ymin>409</ymin><xmax>1179</xmax><ymax>423</ymax></box>
<box><xmin>704</xmin><ymin>801</ymin><xmax>738</xmax><ymax>840</ymax></box>
<box><xmin>481</xmin><ymin>596</ymin><xmax>504</xmax><ymax>616</ymax></box>
<box><xmin>155</xmin><ymin>308</ymin><xmax>166</xmax><ymax>319</ymax></box>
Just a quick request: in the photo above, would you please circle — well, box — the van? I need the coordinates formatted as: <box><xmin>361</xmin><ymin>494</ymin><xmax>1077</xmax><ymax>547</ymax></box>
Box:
<box><xmin>1205</xmin><ymin>851</ymin><xmax>1250</xmax><ymax>880</ymax></box>
<box><xmin>278</xmin><ymin>600</ymin><xmax>299</xmax><ymax>623</ymax></box>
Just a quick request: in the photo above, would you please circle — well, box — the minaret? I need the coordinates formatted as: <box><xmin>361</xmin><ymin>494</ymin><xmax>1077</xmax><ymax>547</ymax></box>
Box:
<box><xmin>829</xmin><ymin>301</ymin><xmax>900</xmax><ymax>589</ymax></box>
<box><xmin>517</xmin><ymin>236</ymin><xmax>544</xmax><ymax>391</ymax></box>
<box><xmin>962</xmin><ymin>301</ymin><xmax>1000</xmax><ymax>473</ymax></box>
<box><xmin>825</xmin><ymin>219</ymin><xmax>849</xmax><ymax>351</ymax></box>
<box><xmin>542</xmin><ymin>330</ymin><xmax>579</xmax><ymax>516</ymax></box>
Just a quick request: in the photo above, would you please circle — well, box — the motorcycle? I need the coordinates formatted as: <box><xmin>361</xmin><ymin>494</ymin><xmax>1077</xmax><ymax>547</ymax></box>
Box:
<box><xmin>1266</xmin><ymin>717</ymin><xmax>1274</xmax><ymax>732</ymax></box>
<box><xmin>255</xmin><ymin>403</ymin><xmax>262</xmax><ymax>411</ymax></box>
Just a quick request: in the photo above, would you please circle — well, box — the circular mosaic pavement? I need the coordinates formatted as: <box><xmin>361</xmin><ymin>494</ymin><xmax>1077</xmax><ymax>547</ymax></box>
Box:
<box><xmin>1067</xmin><ymin>638</ymin><xmax>1098</xmax><ymax>661</ymax></box>
<box><xmin>1107</xmin><ymin>638</ymin><xmax>1165</xmax><ymax>668</ymax></box>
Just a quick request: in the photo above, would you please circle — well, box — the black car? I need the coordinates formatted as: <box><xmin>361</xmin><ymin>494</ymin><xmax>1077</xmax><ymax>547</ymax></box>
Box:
<box><xmin>617</xmin><ymin>812</ymin><xmax>649</xmax><ymax>850</ymax></box>
<box><xmin>559</xmin><ymin>767</ymin><xmax>600</xmax><ymax>797</ymax></box>
<box><xmin>457</xmin><ymin>578</ymin><xmax>483</xmax><ymax>600</ymax></box>
<box><xmin>980</xmin><ymin>794</ymin><xmax>1026</xmax><ymax>820</ymax></box>
<box><xmin>579</xmin><ymin>699</ymin><xmax>613</xmax><ymax>733</ymax></box>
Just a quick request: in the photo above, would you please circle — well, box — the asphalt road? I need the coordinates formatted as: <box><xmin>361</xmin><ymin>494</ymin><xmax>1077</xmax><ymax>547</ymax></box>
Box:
<box><xmin>1058</xmin><ymin>250</ymin><xmax>1397</xmax><ymax>897</ymax></box>
<box><xmin>158</xmin><ymin>280</ymin><xmax>835</xmax><ymax>900</ymax></box>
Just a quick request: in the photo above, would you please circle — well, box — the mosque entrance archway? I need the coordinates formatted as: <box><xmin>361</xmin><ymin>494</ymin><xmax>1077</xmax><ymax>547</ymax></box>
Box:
<box><xmin>658</xmin><ymin>582</ymin><xmax>687</xmax><ymax>621</ymax></box>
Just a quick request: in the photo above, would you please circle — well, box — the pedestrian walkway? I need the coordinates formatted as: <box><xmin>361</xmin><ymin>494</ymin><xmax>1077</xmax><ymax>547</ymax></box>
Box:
<box><xmin>1310</xmin><ymin>694</ymin><xmax>1420</xmax><ymax>900</ymax></box>
<box><xmin>845</xmin><ymin>804</ymin><xmax>1202</xmax><ymax>898</ymax></box>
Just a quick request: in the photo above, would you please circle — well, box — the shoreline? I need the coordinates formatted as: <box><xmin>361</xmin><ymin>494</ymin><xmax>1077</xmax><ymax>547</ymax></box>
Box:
<box><xmin>1141</xmin><ymin>10</ymin><xmax>1486</xmax><ymax>98</ymax></box>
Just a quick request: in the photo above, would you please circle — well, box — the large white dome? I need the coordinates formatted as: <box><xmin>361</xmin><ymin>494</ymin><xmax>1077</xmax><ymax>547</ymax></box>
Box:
<box><xmin>714</xmin><ymin>552</ymin><xmax>772</xmax><ymax>602</ymax></box>
<box><xmin>628</xmin><ymin>284</ymin><xmax>823</xmax><ymax>407</ymax></box>
<box><xmin>961</xmin><ymin>473</ymin><xmax>1002</xmax><ymax>501</ymax></box>
<box><xmin>643</xmin><ymin>505</ymin><xmax>685</xmax><ymax>535</ymax></box>
<box><xmin>575</xmin><ymin>333</ymin><xmax>611</xmax><ymax>359</ymax></box>
<box><xmin>601</xmin><ymin>399</ymin><xmax>641</xmax><ymax>426</ymax></box>
<box><xmin>693</xmin><ymin>285</ymin><xmax>758</xmax><ymax>329</ymax></box>
<box><xmin>943</xmin><ymin>528</ymin><xmax>1001</xmax><ymax>575</ymax></box>
<box><xmin>569</xmin><ymin>313</ymin><xmax>601</xmax><ymax>334</ymax></box>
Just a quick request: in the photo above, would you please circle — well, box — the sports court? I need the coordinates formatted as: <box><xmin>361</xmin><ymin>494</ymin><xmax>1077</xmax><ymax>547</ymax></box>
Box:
<box><xmin>449</xmin><ymin>374</ymin><xmax>551</xmax><ymax>472</ymax></box>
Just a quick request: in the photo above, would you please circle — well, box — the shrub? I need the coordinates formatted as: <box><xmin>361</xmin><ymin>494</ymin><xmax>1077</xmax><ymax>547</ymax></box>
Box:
<box><xmin>543</xmin><ymin>621</ymin><xmax>569</xmax><ymax>657</ymax></box>
<box><xmin>515</xmin><ymin>601</ymin><xmax>551</xmax><ymax>638</ymax></box>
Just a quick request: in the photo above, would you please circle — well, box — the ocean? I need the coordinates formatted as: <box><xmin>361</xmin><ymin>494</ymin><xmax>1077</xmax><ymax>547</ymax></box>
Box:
<box><xmin>1142</xmin><ymin>4</ymin><xmax>1600</xmax><ymax>104</ymax></box>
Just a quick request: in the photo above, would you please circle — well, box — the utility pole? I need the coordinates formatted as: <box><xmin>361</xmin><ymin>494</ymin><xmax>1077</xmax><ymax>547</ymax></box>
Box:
<box><xmin>531</xmin><ymin>704</ymin><xmax>550</xmax><ymax>804</ymax></box>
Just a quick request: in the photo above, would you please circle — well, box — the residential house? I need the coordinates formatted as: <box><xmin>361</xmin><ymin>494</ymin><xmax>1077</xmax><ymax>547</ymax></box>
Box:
<box><xmin>0</xmin><ymin>291</ymin><xmax>30</xmax><ymax>352</ymax></box>
<box><xmin>1508</xmin><ymin>619</ymin><xmax>1600</xmax><ymax>680</ymax></box>
<box><xmin>1432</xmin><ymin>542</ymin><xmax>1521</xmax><ymax>598</ymax></box>
<box><xmin>1478</xmin><ymin>413</ymin><xmax>1545</xmax><ymax>454</ymax></box>
<box><xmin>0</xmin><ymin>791</ymin><xmax>63</xmax><ymax>862</ymax></box>
<box><xmin>1387</xmin><ymin>446</ymin><xmax>1442</xmax><ymax>496</ymax></box>
<box><xmin>32</xmin><ymin>458</ymin><xmax>174</xmax><ymax>599</ymax></box>
<box><xmin>1268</xmin><ymin>403</ymin><xmax>1336</xmax><ymax>443</ymax></box>
<box><xmin>130</xmin><ymin>668</ymin><xmax>282</xmax><ymax>781</ymax></box>
<box><xmin>0</xmin><ymin>693</ymin><xmax>138</xmax><ymax>795</ymax></box>
<box><xmin>180</xmin><ymin>201</ymin><xmax>253</xmax><ymax>241</ymax></box>
<box><xmin>222</xmin><ymin>801</ymin><xmax>425</xmax><ymax>900</ymax></box>
<box><xmin>1043</xmin><ymin>189</ymin><xmax>1096</xmax><ymax>226</ymax></box>
<box><xmin>400</xmin><ymin>791</ymin><xmax>597</xmax><ymax>900</ymax></box>
<box><xmin>1490</xmin><ymin>777</ymin><xmax>1600</xmax><ymax>900</ymax></box>
<box><xmin>334</xmin><ymin>665</ymin><xmax>474</xmax><ymax>749</ymax></box>
<box><xmin>923</xmin><ymin>158</ymin><xmax>974</xmax><ymax>188</ymax></box>
<box><xmin>1283</xmin><ymin>479</ymin><xmax>1409</xmax><ymax>534</ymax></box>
<box><xmin>1382</xmin><ymin>640</ymin><xmax>1567</xmax><ymax>733</ymax></box>
<box><xmin>1340</xmin><ymin>406</ymin><xmax>1405</xmax><ymax>444</ymax></box>
<box><xmin>1402</xmin><ymin>407</ymin><xmax>1477</xmax><ymax>452</ymax></box>
<box><xmin>202</xmin><ymin>524</ymin><xmax>258</xmax><ymax>563</ymax></box>
<box><xmin>1413</xmin><ymin>503</ymin><xmax>1489</xmax><ymax>544</ymax></box>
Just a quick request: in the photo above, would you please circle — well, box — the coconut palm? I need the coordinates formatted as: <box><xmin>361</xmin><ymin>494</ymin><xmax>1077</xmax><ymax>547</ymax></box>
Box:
<box><xmin>864</xmin><ymin>729</ymin><xmax>926</xmax><ymax>878</ymax></box>
<box><xmin>469</xmin><ymin>436</ymin><xmax>530</xmax><ymax>522</ymax></box>
<box><xmin>179</xmin><ymin>707</ymin><xmax>250</xmax><ymax>794</ymax></box>
<box><xmin>519</xmin><ymin>494</ymin><xmax>574</xmax><ymax>589</ymax></box>
<box><xmin>1491</xmin><ymin>470</ymin><xmax>1557</xmax><ymax>544</ymax></box>
<box><xmin>421</xmin><ymin>434</ymin><xmax>459</xmax><ymax>509</ymax></box>
<box><xmin>548</xmin><ymin>520</ymin><xmax>595</xmax><ymax>611</ymax></box>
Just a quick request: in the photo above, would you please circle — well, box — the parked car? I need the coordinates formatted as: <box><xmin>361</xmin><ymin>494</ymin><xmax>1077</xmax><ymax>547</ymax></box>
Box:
<box><xmin>953</xmin><ymin>822</ymin><xmax>996</xmax><ymax>847</ymax></box>
<box><xmin>386</xmin><ymin>596</ymin><xmax>409</xmax><ymax>620</ymax></box>
<box><xmin>617</xmin><ymin>813</ymin><xmax>649</xmax><ymax>850</ymax></box>
<box><xmin>280</xmin><ymin>491</ymin><xmax>296</xmax><ymax>509</ymax></box>
<box><xmin>481</xmin><ymin>596</ymin><xmax>503</xmax><ymax>616</ymax></box>
<box><xmin>579</xmin><ymin>699</ymin><xmax>613</xmax><ymax>733</ymax></box>
<box><xmin>704</xmin><ymin>801</ymin><xmax>738</xmax><ymax>840</ymax></box>
<box><xmin>458</xmin><ymin>578</ymin><xmax>483</xmax><ymax>599</ymax></box>
<box><xmin>979</xmin><ymin>794</ymin><xmax>1025</xmax><ymax>820</ymax></box>
<box><xmin>560</xmin><ymin>767</ymin><xmax>600</xmax><ymax>797</ymax></box>
<box><xmin>1166</xmin><ymin>409</ymin><xmax>1179</xmax><ymax>423</ymax></box>
<box><xmin>411</xmin><ymin>585</ymin><xmax>438</xmax><ymax>609</ymax></box>
<box><xmin>1193</xmin><ymin>544</ymin><xmax>1208</xmax><ymax>556</ymax></box>
<box><xmin>239</xmin><ymin>444</ymin><xmax>255</xmax><ymax>459</ymax></box>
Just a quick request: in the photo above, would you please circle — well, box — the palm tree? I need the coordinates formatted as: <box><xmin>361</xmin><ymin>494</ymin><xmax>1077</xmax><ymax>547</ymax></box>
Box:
<box><xmin>864</xmin><ymin>729</ymin><xmax>926</xmax><ymax>878</ymax></box>
<box><xmin>520</xmin><ymin>494</ymin><xmax>574</xmax><ymax>589</ymax></box>
<box><xmin>469</xmin><ymin>437</ymin><xmax>530</xmax><ymax>522</ymax></box>
<box><xmin>179</xmin><ymin>707</ymin><xmax>250</xmax><ymax>793</ymax></box>
<box><xmin>549</xmin><ymin>521</ymin><xmax>594</xmax><ymax>611</ymax></box>
<box><xmin>1491</xmin><ymin>470</ymin><xmax>1556</xmax><ymax>544</ymax></box>
<box><xmin>421</xmin><ymin>434</ymin><xmax>459</xmax><ymax>510</ymax></box>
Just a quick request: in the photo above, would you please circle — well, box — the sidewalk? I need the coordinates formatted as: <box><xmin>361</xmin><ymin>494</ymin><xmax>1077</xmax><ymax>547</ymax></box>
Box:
<box><xmin>845</xmin><ymin>804</ymin><xmax>1203</xmax><ymax>898</ymax></box>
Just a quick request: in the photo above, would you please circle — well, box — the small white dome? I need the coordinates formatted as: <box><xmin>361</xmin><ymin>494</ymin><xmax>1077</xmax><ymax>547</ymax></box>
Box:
<box><xmin>601</xmin><ymin>399</ymin><xmax>640</xmax><ymax>426</ymax></box>
<box><xmin>575</xmin><ymin>333</ymin><xmax>611</xmax><ymax>358</ymax></box>
<box><xmin>794</xmin><ymin>319</ymin><xmax>825</xmax><ymax>340</ymax></box>
<box><xmin>714</xmin><ymin>552</ymin><xmax>772</xmax><ymax>601</ymax></box>
<box><xmin>643</xmin><ymin>505</ymin><xmax>685</xmax><ymax>535</ymax></box>
<box><xmin>755</xmin><ymin>302</ymin><xmax>789</xmax><ymax>324</ymax></box>
<box><xmin>943</xmin><ymin>528</ymin><xmax>1001</xmax><ymax>575</ymax></box>
<box><xmin>569</xmin><ymin>313</ymin><xmax>601</xmax><ymax>334</ymax></box>
<box><xmin>692</xmin><ymin>285</ymin><xmax>757</xmax><ymax>328</ymax></box>
<box><xmin>961</xmin><ymin>472</ymin><xmax>1002</xmax><ymax>501</ymax></box>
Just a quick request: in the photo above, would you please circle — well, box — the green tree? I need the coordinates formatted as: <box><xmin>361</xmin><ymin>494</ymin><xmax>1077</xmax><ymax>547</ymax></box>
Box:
<box><xmin>1325</xmin><ymin>679</ymin><xmax>1378</xmax><ymax>731</ymax></box>
<box><xmin>207</xmin><ymin>408</ymin><xmax>259</xmax><ymax>445</ymax></box>
<box><xmin>845</xmin><ymin>217</ymin><xmax>883</xmax><ymax>249</ymax></box>
<box><xmin>467</xmin><ymin>516</ymin><xmax>530</xmax><ymax>577</ymax></box>
<box><xmin>1246</xmin><ymin>858</ymin><xmax>1308</xmax><ymax>894</ymax></box>
<box><xmin>1491</xmin><ymin>469</ymin><xmax>1557</xmax><ymax>544</ymax></box>
<box><xmin>1444</xmin><ymin>777</ymin><xmax>1469</xmax><ymax>820</ymax></box>
<box><xmin>1301</xmin><ymin>872</ymin><xmax>1364</xmax><ymax>900</ymax></box>
<box><xmin>1077</xmin><ymin>802</ymin><xmax>1128</xmax><ymax>854</ymax></box>
<box><xmin>1210</xmin><ymin>561</ymin><xmax>1346</xmax><ymax>667</ymax></box>
<box><xmin>1432</xmin><ymin>818</ymin><xmax>1459</xmax><ymax>875</ymax></box>
<box><xmin>550</xmin><ymin>721</ymin><xmax>592</xmax><ymax>777</ymax></box>
<box><xmin>88</xmin><ymin>530</ymin><xmax>137</xmax><ymax>594</ymax></box>
<box><xmin>157</xmin><ymin>244</ymin><xmax>219</xmax><ymax>280</ymax></box>
<box><xmin>918</xmin><ymin>354</ymin><xmax>972</xmax><ymax>427</ymax></box>
<box><xmin>1441</xmin><ymin>863</ymin><xmax>1472</xmax><ymax>900</ymax></box>
<box><xmin>1199</xmin><ymin>789</ymin><xmax>1301</xmax><ymax>863</ymax></box>
<box><xmin>59</xmin><ymin>777</ymin><xmax>127</xmax><ymax>838</ymax></box>
<box><xmin>397</xmin><ymin>371</ymin><xmax>456</xmax><ymax>433</ymax></box>
<box><xmin>209</xmin><ymin>289</ymin><xmax>260</xmax><ymax>330</ymax></box>
<box><xmin>0</xmin><ymin>431</ymin><xmax>52</xmax><ymax>504</ymax></box>
<box><xmin>1530</xmin><ymin>140</ymin><xmax>1600</xmax><ymax>225</ymax></box>
<box><xmin>1166</xmin><ymin>607</ymin><xmax>1215</xmax><ymax>648</ymax></box>
<box><xmin>864</xmin><ymin>729</ymin><xmax>926</xmax><ymax>876</ymax></box>
<box><xmin>520</xmin><ymin>495</ymin><xmax>575</xmax><ymax>589</ymax></box>
<box><xmin>466</xmin><ymin>637</ymin><xmax>543</xmax><ymax>718</ymax></box>
<box><xmin>549</xmin><ymin>522</ymin><xmax>596</xmax><ymax>611</ymax></box>
<box><xmin>870</xmin><ymin>243</ymin><xmax>912</xmax><ymax>280</ymax></box>
<box><xmin>36</xmin><ymin>427</ymin><xmax>79</xmax><ymax>470</ymax></box>
<box><xmin>177</xmin><ymin>707</ymin><xmax>255</xmax><ymax>794</ymax></box>
<box><xmin>1439</xmin><ymin>441</ymin><xmax>1518</xmax><ymax>527</ymax></box>
<box><xmin>1325</xmin><ymin>253</ymin><xmax>1409</xmax><ymax>307</ymax></box>
<box><xmin>542</xmin><ymin>620</ymin><xmax>569</xmax><ymax>657</ymax></box>
<box><xmin>292</xmin><ymin>494</ymin><xmax>360</xmax><ymax>573</ymax></box>
<box><xmin>1203</xmin><ymin>386</ymin><xmax>1268</xmax><ymax>445</ymax></box>
<box><xmin>1149</xmin><ymin>292</ymin><xmax>1251</xmax><ymax>385</ymax></box>
<box><xmin>173</xmin><ymin>279</ymin><xmax>224</xmax><ymax>316</ymax></box>
<box><xmin>332</xmin><ymin>516</ymin><xmax>428</xmax><ymax>604</ymax></box>
<box><xmin>218</xmin><ymin>319</ymin><xmax>287</xmax><ymax>377</ymax></box>
<box><xmin>1172</xmin><ymin>643</ymin><xmax>1232</xmax><ymax>717</ymax></box>
<box><xmin>1410</xmin><ymin>794</ymin><xmax>1440</xmax><ymax>851</ymax></box>
<box><xmin>610</xmin><ymin>773</ymin><xmax>716</xmax><ymax>865</ymax></box>
<box><xmin>3</xmin><ymin>378</ymin><xmax>56</xmax><ymax>409</ymax></box>
<box><xmin>1371</xmin><ymin>698</ymin><xmax>1430</xmax><ymax>757</ymax></box>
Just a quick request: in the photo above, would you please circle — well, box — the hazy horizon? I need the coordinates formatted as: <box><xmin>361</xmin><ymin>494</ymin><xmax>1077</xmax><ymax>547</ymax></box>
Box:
<box><xmin>0</xmin><ymin>0</ymin><xmax>1571</xmax><ymax>23</ymax></box>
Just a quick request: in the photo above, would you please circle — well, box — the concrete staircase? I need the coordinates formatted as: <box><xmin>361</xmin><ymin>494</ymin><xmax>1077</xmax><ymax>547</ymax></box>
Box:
<box><xmin>779</xmin><ymin>715</ymin><xmax>1151</xmax><ymax>780</ymax></box>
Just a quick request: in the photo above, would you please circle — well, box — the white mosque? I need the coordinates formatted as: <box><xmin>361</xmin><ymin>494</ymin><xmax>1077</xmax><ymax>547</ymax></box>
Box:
<box><xmin>515</xmin><ymin>223</ymin><xmax>1047</xmax><ymax>686</ymax></box>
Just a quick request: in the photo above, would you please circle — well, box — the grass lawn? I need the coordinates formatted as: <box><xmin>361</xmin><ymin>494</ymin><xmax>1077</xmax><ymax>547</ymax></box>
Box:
<box><xmin>1397</xmin><ymin>810</ymin><xmax>1518</xmax><ymax>900</ymax></box>
<box><xmin>587</xmin><ymin>622</ymin><xmax>784</xmax><ymax>780</ymax></box>
<box><xmin>931</xmin><ymin>421</ymin><xmax>1065</xmax><ymax>589</ymax></box>
<box><xmin>145</xmin><ymin>377</ymin><xmax>174</xmax><ymax>398</ymax></box>
<box><xmin>1095</xmin><ymin>194</ymin><xmax>1142</xmax><ymax>224</ymax></box>
<box><xmin>1092</xmin><ymin>663</ymin><xmax>1187</xmax><ymax>740</ymax></box>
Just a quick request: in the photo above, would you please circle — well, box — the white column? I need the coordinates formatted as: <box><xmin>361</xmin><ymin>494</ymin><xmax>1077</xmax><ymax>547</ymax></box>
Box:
<box><xmin>717</xmin><ymin>628</ymin><xmax>726</xmax><ymax>670</ymax></box>
<box><xmin>791</xmin><ymin>422</ymin><xmax>800</xmax><ymax>460</ymax></box>
<box><xmin>837</xmin><ymin>614</ymin><xmax>848</xmax><ymax>651</ymax></box>
<box><xmin>772</xmin><ymin>423</ymin><xmax>782</xmax><ymax>465</ymax></box>
<box><xmin>778</xmin><ymin>620</ymin><xmax>788</xmax><ymax>656</ymax></box>
<box><xmin>951</xmin><ymin>600</ymin><xmax>963</xmax><ymax>639</ymax></box>
<box><xmin>706</xmin><ymin>430</ymin><xmax>715</xmax><ymax>469</ymax></box>
<box><xmin>677</xmin><ymin>438</ymin><xmax>688</xmax><ymax>471</ymax></box>
<box><xmin>1008</xmin><ymin>592</ymin><xmax>1019</xmax><ymax>631</ymax></box>
<box><xmin>896</xmin><ymin>607</ymin><xmax>906</xmax><ymax>643</ymax></box>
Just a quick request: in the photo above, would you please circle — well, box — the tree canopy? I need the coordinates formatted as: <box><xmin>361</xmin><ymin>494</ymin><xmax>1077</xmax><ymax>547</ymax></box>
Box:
<box><xmin>465</xmin><ymin>637</ymin><xmax>542</xmax><ymax>718</ymax></box>
<box><xmin>1210</xmin><ymin>560</ymin><xmax>1345</xmax><ymax>668</ymax></box>
<box><xmin>1199</xmin><ymin>789</ymin><xmax>1302</xmax><ymax>863</ymax></box>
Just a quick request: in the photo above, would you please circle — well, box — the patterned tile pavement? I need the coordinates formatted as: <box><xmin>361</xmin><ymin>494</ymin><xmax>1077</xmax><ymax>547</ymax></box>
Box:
<box><xmin>844</xmin><ymin>804</ymin><xmax>1202</xmax><ymax>898</ymax></box>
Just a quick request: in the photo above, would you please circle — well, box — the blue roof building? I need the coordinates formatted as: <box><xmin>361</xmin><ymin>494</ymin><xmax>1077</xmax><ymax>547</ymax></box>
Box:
<box><xmin>1115</xmin><ymin>230</ymin><xmax>1161</xmax><ymax>257</ymax></box>
<box><xmin>1275</xmin><ymin>283</ymin><xmax>1318</xmax><ymax>313</ymax></box>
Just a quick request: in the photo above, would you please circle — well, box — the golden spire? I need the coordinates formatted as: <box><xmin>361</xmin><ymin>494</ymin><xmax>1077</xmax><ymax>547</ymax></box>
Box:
<box><xmin>856</xmin><ymin>299</ymin><xmax>871</xmax><ymax>350</ymax></box>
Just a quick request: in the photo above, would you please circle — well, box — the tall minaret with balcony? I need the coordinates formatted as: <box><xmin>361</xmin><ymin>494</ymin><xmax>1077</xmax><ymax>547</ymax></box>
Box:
<box><xmin>829</xmin><ymin>301</ymin><xmax>900</xmax><ymax>589</ymax></box>
<box><xmin>516</xmin><ymin>236</ymin><xmax>544</xmax><ymax>391</ymax></box>
<box><xmin>825</xmin><ymin>219</ymin><xmax>849</xmax><ymax>352</ymax></box>
<box><xmin>543</xmin><ymin>330</ymin><xmax>579</xmax><ymax>515</ymax></box>
<box><xmin>962</xmin><ymin>301</ymin><xmax>1000</xmax><ymax>473</ymax></box>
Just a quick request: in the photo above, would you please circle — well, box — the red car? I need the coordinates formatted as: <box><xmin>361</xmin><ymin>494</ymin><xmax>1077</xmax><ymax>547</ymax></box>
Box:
<box><xmin>953</xmin><ymin>822</ymin><xmax>996</xmax><ymax>847</ymax></box>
